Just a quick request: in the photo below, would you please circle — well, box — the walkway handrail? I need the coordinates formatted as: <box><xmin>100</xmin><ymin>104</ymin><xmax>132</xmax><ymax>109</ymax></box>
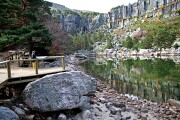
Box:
<box><xmin>0</xmin><ymin>56</ymin><xmax>65</xmax><ymax>79</ymax></box>
<box><xmin>3</xmin><ymin>50</ymin><xmax>26</xmax><ymax>60</ymax></box>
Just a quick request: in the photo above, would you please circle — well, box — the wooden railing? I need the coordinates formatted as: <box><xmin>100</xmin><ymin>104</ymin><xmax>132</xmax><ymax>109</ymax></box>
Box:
<box><xmin>3</xmin><ymin>50</ymin><xmax>27</xmax><ymax>61</ymax></box>
<box><xmin>0</xmin><ymin>56</ymin><xmax>65</xmax><ymax>79</ymax></box>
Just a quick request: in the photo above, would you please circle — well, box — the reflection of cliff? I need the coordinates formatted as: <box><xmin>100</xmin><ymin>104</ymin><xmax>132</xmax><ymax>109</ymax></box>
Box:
<box><xmin>80</xmin><ymin>57</ymin><xmax>180</xmax><ymax>102</ymax></box>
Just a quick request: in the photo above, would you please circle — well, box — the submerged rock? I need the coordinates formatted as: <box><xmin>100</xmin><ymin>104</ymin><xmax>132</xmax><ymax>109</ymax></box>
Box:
<box><xmin>22</xmin><ymin>71</ymin><xmax>97</xmax><ymax>112</ymax></box>
<box><xmin>0</xmin><ymin>106</ymin><xmax>19</xmax><ymax>120</ymax></box>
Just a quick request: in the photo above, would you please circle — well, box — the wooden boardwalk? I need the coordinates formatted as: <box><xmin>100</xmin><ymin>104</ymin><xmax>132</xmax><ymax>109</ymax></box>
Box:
<box><xmin>0</xmin><ymin>56</ymin><xmax>67</xmax><ymax>88</ymax></box>
<box><xmin>0</xmin><ymin>67</ymin><xmax>66</xmax><ymax>84</ymax></box>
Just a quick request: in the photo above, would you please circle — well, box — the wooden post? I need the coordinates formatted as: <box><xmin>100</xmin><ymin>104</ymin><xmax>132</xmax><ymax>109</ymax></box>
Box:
<box><xmin>6</xmin><ymin>61</ymin><xmax>11</xmax><ymax>79</ymax></box>
<box><xmin>18</xmin><ymin>58</ymin><xmax>20</xmax><ymax>67</ymax></box>
<box><xmin>15</xmin><ymin>52</ymin><xmax>17</xmax><ymax>59</ymax></box>
<box><xmin>61</xmin><ymin>57</ymin><xmax>65</xmax><ymax>71</ymax></box>
<box><xmin>35</xmin><ymin>60</ymin><xmax>38</xmax><ymax>74</ymax></box>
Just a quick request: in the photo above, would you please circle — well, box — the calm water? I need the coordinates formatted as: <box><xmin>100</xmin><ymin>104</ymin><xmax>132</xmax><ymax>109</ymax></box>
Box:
<box><xmin>80</xmin><ymin>56</ymin><xmax>180</xmax><ymax>103</ymax></box>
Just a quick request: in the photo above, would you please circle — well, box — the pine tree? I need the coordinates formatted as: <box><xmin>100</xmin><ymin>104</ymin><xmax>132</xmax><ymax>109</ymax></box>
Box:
<box><xmin>0</xmin><ymin>0</ymin><xmax>52</xmax><ymax>53</ymax></box>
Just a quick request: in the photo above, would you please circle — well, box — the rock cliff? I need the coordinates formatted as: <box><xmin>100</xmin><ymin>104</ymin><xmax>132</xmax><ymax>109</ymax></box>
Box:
<box><xmin>51</xmin><ymin>0</ymin><xmax>180</xmax><ymax>34</ymax></box>
<box><xmin>108</xmin><ymin>0</ymin><xmax>180</xmax><ymax>28</ymax></box>
<box><xmin>51</xmin><ymin>3</ymin><xmax>107</xmax><ymax>34</ymax></box>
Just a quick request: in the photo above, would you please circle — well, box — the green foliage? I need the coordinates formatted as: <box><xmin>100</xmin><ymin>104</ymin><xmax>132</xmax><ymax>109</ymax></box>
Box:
<box><xmin>144</xmin><ymin>23</ymin><xmax>176</xmax><ymax>50</ymax></box>
<box><xmin>123</xmin><ymin>58</ymin><xmax>176</xmax><ymax>78</ymax></box>
<box><xmin>0</xmin><ymin>24</ymin><xmax>51</xmax><ymax>52</ymax></box>
<box><xmin>0</xmin><ymin>0</ymin><xmax>52</xmax><ymax>52</ymax></box>
<box><xmin>51</xmin><ymin>9</ymin><xmax>62</xmax><ymax>14</ymax></box>
<box><xmin>141</xmin><ymin>33</ymin><xmax>153</xmax><ymax>49</ymax></box>
<box><xmin>123</xmin><ymin>36</ymin><xmax>133</xmax><ymax>49</ymax></box>
<box><xmin>72</xmin><ymin>29</ymin><xmax>113</xmax><ymax>51</ymax></box>
<box><xmin>173</xmin><ymin>43</ymin><xmax>180</xmax><ymax>49</ymax></box>
<box><xmin>126</xmin><ymin>17</ymin><xmax>179</xmax><ymax>50</ymax></box>
<box><xmin>72</xmin><ymin>34</ymin><xmax>92</xmax><ymax>51</ymax></box>
<box><xmin>80</xmin><ymin>12</ymin><xmax>100</xmax><ymax>18</ymax></box>
<box><xmin>63</xmin><ymin>10</ymin><xmax>79</xmax><ymax>15</ymax></box>
<box><xmin>106</xmin><ymin>38</ymin><xmax>113</xmax><ymax>49</ymax></box>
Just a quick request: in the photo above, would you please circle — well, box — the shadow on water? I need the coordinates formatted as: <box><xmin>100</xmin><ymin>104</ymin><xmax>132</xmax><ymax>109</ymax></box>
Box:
<box><xmin>80</xmin><ymin>56</ymin><xmax>180</xmax><ymax>103</ymax></box>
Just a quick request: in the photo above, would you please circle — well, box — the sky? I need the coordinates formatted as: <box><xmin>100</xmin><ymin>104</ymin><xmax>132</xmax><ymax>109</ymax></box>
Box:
<box><xmin>46</xmin><ymin>0</ymin><xmax>137</xmax><ymax>13</ymax></box>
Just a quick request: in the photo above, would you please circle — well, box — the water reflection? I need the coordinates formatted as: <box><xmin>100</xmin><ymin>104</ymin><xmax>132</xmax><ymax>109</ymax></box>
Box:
<box><xmin>80</xmin><ymin>56</ymin><xmax>180</xmax><ymax>103</ymax></box>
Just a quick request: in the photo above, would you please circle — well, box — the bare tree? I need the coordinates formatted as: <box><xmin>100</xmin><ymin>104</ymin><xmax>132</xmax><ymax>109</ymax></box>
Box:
<box><xmin>43</xmin><ymin>18</ymin><xmax>72</xmax><ymax>55</ymax></box>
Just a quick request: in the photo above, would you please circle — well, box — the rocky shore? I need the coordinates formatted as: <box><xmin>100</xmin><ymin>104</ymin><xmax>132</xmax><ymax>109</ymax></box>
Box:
<box><xmin>0</xmin><ymin>56</ymin><xmax>180</xmax><ymax>120</ymax></box>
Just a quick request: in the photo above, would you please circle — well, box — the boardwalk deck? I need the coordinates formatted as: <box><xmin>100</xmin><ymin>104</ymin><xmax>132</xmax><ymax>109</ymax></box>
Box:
<box><xmin>0</xmin><ymin>56</ymin><xmax>67</xmax><ymax>88</ymax></box>
<box><xmin>0</xmin><ymin>67</ymin><xmax>67</xmax><ymax>87</ymax></box>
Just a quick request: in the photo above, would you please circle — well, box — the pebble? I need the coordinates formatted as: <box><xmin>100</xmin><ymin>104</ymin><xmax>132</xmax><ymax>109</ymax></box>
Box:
<box><xmin>13</xmin><ymin>106</ymin><xmax>26</xmax><ymax>115</ymax></box>
<box><xmin>99</xmin><ymin>97</ymin><xmax>106</xmax><ymax>103</ymax></box>
<box><xmin>58</xmin><ymin>114</ymin><xmax>67</xmax><ymax>120</ymax></box>
<box><xmin>18</xmin><ymin>104</ymin><xmax>24</xmax><ymax>109</ymax></box>
<box><xmin>141</xmin><ymin>109</ymin><xmax>148</xmax><ymax>113</ymax></box>
<box><xmin>137</xmin><ymin>114</ymin><xmax>141</xmax><ymax>119</ymax></box>
<box><xmin>126</xmin><ymin>116</ymin><xmax>131</xmax><ymax>119</ymax></box>
<box><xmin>95</xmin><ymin>107</ymin><xmax>103</xmax><ymax>112</ymax></box>
<box><xmin>105</xmin><ymin>102</ymin><xmax>113</xmax><ymax>109</ymax></box>
<box><xmin>25</xmin><ymin>115</ymin><xmax>35</xmax><ymax>120</ymax></box>
<box><xmin>154</xmin><ymin>109</ymin><xmax>159</xmax><ymax>113</ymax></box>
<box><xmin>110</xmin><ymin>107</ymin><xmax>121</xmax><ymax>115</ymax></box>
<box><xmin>46</xmin><ymin>117</ymin><xmax>53</xmax><ymax>120</ymax></box>
<box><xmin>141</xmin><ymin>116</ymin><xmax>147</xmax><ymax>120</ymax></box>
<box><xmin>95</xmin><ymin>112</ymin><xmax>100</xmax><ymax>116</ymax></box>
<box><xmin>112</xmin><ymin>102</ymin><xmax>126</xmax><ymax>108</ymax></box>
<box><xmin>24</xmin><ymin>107</ymin><xmax>30</xmax><ymax>113</ymax></box>
<box><xmin>165</xmin><ymin>110</ymin><xmax>171</xmax><ymax>115</ymax></box>
<box><xmin>177</xmin><ymin>114</ymin><xmax>180</xmax><ymax>119</ymax></box>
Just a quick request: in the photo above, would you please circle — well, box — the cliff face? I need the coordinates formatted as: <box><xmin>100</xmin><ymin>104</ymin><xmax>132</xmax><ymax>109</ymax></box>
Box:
<box><xmin>51</xmin><ymin>3</ymin><xmax>108</xmax><ymax>34</ymax></box>
<box><xmin>53</xmin><ymin>13</ymin><xmax>107</xmax><ymax>34</ymax></box>
<box><xmin>108</xmin><ymin>0</ymin><xmax>180</xmax><ymax>28</ymax></box>
<box><xmin>51</xmin><ymin>0</ymin><xmax>180</xmax><ymax>34</ymax></box>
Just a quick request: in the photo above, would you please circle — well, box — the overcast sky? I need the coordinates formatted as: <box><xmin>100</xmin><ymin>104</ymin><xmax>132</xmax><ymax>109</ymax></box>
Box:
<box><xmin>46</xmin><ymin>0</ymin><xmax>137</xmax><ymax>13</ymax></box>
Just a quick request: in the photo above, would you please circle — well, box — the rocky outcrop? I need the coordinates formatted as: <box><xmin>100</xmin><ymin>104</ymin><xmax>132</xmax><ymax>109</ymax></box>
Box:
<box><xmin>88</xmin><ymin>14</ymin><xmax>107</xmax><ymax>31</ymax></box>
<box><xmin>0</xmin><ymin>106</ymin><xmax>19</xmax><ymax>120</ymax></box>
<box><xmin>51</xmin><ymin>3</ymin><xmax>107</xmax><ymax>34</ymax></box>
<box><xmin>22</xmin><ymin>71</ymin><xmax>97</xmax><ymax>112</ymax></box>
<box><xmin>58</xmin><ymin>14</ymin><xmax>84</xmax><ymax>34</ymax></box>
<box><xmin>51</xmin><ymin>2</ymin><xmax>71</xmax><ymax>11</ymax></box>
<box><xmin>108</xmin><ymin>0</ymin><xmax>180</xmax><ymax>28</ymax></box>
<box><xmin>51</xmin><ymin>1</ymin><xmax>179</xmax><ymax>34</ymax></box>
<box><xmin>167</xmin><ymin>99</ymin><xmax>180</xmax><ymax>109</ymax></box>
<box><xmin>54</xmin><ymin>13</ymin><xmax>107</xmax><ymax>34</ymax></box>
<box><xmin>130</xmin><ymin>28</ymin><xmax>147</xmax><ymax>39</ymax></box>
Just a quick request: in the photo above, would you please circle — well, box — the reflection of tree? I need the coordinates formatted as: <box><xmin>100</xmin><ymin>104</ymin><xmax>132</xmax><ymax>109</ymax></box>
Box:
<box><xmin>80</xmin><ymin>58</ymin><xmax>180</xmax><ymax>102</ymax></box>
<box><xmin>122</xmin><ymin>58</ymin><xmax>176</xmax><ymax>78</ymax></box>
<box><xmin>81</xmin><ymin>60</ymin><xmax>116</xmax><ymax>80</ymax></box>
<box><xmin>152</xmin><ymin>59</ymin><xmax>176</xmax><ymax>77</ymax></box>
<box><xmin>122</xmin><ymin>59</ymin><xmax>134</xmax><ymax>72</ymax></box>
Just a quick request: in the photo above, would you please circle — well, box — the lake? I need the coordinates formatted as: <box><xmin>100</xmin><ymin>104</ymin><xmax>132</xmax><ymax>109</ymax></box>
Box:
<box><xmin>80</xmin><ymin>56</ymin><xmax>180</xmax><ymax>103</ymax></box>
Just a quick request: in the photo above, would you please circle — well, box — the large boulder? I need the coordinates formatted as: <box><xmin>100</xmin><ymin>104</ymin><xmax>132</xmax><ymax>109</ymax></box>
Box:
<box><xmin>0</xmin><ymin>106</ymin><xmax>19</xmax><ymax>120</ymax></box>
<box><xmin>22</xmin><ymin>71</ymin><xmax>97</xmax><ymax>112</ymax></box>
